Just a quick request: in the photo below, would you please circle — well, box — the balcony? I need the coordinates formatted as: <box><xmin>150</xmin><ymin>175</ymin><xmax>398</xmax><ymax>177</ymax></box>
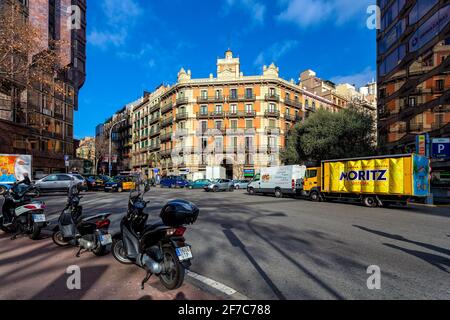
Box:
<box><xmin>210</xmin><ymin>111</ymin><xmax>225</xmax><ymax>119</ymax></box>
<box><xmin>149</xmin><ymin>144</ymin><xmax>161</xmax><ymax>152</ymax></box>
<box><xmin>196</xmin><ymin>112</ymin><xmax>210</xmax><ymax>119</ymax></box>
<box><xmin>196</xmin><ymin>96</ymin><xmax>225</xmax><ymax>103</ymax></box>
<box><xmin>149</xmin><ymin>103</ymin><xmax>161</xmax><ymax>113</ymax></box>
<box><xmin>160</xmin><ymin>132</ymin><xmax>172</xmax><ymax>142</ymax></box>
<box><xmin>431</xmin><ymin>122</ymin><xmax>445</xmax><ymax>131</ymax></box>
<box><xmin>264</xmin><ymin>110</ymin><xmax>280</xmax><ymax>118</ymax></box>
<box><xmin>149</xmin><ymin>130</ymin><xmax>159</xmax><ymax>138</ymax></box>
<box><xmin>150</xmin><ymin>116</ymin><xmax>160</xmax><ymax>125</ymax></box>
<box><xmin>160</xmin><ymin>149</ymin><xmax>172</xmax><ymax>158</ymax></box>
<box><xmin>161</xmin><ymin>102</ymin><xmax>173</xmax><ymax>114</ymax></box>
<box><xmin>227</xmin><ymin>111</ymin><xmax>257</xmax><ymax>118</ymax></box>
<box><xmin>304</xmin><ymin>104</ymin><xmax>316</xmax><ymax>112</ymax></box>
<box><xmin>265</xmin><ymin>127</ymin><xmax>280</xmax><ymax>134</ymax></box>
<box><xmin>176</xmin><ymin>112</ymin><xmax>188</xmax><ymax>121</ymax></box>
<box><xmin>284</xmin><ymin>98</ymin><xmax>302</xmax><ymax>108</ymax></box>
<box><xmin>265</xmin><ymin>94</ymin><xmax>280</xmax><ymax>102</ymax></box>
<box><xmin>161</xmin><ymin>117</ymin><xmax>174</xmax><ymax>128</ymax></box>
<box><xmin>176</xmin><ymin>97</ymin><xmax>189</xmax><ymax>106</ymax></box>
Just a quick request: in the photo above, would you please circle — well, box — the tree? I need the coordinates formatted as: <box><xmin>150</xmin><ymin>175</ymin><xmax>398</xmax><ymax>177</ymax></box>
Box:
<box><xmin>95</xmin><ymin>135</ymin><xmax>117</xmax><ymax>175</ymax></box>
<box><xmin>0</xmin><ymin>1</ymin><xmax>66</xmax><ymax>121</ymax></box>
<box><xmin>282</xmin><ymin>106</ymin><xmax>376</xmax><ymax>164</ymax></box>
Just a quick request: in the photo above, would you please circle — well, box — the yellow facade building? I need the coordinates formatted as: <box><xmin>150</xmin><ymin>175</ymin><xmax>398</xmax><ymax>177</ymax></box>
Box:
<box><xmin>131</xmin><ymin>50</ymin><xmax>336</xmax><ymax>180</ymax></box>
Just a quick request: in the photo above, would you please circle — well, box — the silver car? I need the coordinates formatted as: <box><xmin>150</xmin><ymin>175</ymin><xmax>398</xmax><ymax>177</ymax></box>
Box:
<box><xmin>233</xmin><ymin>180</ymin><xmax>250</xmax><ymax>190</ymax></box>
<box><xmin>35</xmin><ymin>174</ymin><xmax>83</xmax><ymax>193</ymax></box>
<box><xmin>204</xmin><ymin>179</ymin><xmax>235</xmax><ymax>192</ymax></box>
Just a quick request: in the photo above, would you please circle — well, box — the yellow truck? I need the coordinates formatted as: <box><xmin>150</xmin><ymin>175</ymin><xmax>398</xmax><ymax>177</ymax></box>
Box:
<box><xmin>301</xmin><ymin>154</ymin><xmax>430</xmax><ymax>207</ymax></box>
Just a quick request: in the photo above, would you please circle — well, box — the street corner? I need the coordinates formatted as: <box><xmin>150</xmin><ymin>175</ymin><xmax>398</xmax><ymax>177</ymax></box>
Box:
<box><xmin>0</xmin><ymin>235</ymin><xmax>217</xmax><ymax>301</ymax></box>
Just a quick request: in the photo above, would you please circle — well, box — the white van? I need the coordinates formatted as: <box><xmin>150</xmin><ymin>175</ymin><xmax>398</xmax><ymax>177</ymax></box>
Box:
<box><xmin>247</xmin><ymin>165</ymin><xmax>307</xmax><ymax>198</ymax></box>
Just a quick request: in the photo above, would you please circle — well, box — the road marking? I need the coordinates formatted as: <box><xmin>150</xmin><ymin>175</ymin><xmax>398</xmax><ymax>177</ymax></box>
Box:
<box><xmin>186</xmin><ymin>270</ymin><xmax>237</xmax><ymax>296</ymax></box>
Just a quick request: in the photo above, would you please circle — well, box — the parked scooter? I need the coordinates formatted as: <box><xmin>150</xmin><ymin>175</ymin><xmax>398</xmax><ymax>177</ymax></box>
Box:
<box><xmin>52</xmin><ymin>186</ymin><xmax>112</xmax><ymax>257</ymax></box>
<box><xmin>111</xmin><ymin>182</ymin><xmax>199</xmax><ymax>290</ymax></box>
<box><xmin>0</xmin><ymin>183</ymin><xmax>47</xmax><ymax>240</ymax></box>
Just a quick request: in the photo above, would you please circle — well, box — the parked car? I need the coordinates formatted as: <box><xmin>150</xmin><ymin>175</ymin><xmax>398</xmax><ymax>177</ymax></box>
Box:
<box><xmin>233</xmin><ymin>180</ymin><xmax>250</xmax><ymax>190</ymax></box>
<box><xmin>160</xmin><ymin>176</ymin><xmax>190</xmax><ymax>188</ymax></box>
<box><xmin>104</xmin><ymin>175</ymin><xmax>136</xmax><ymax>193</ymax></box>
<box><xmin>35</xmin><ymin>174</ymin><xmax>82</xmax><ymax>193</ymax></box>
<box><xmin>85</xmin><ymin>175</ymin><xmax>110</xmax><ymax>191</ymax></box>
<box><xmin>204</xmin><ymin>179</ymin><xmax>235</xmax><ymax>192</ymax></box>
<box><xmin>188</xmin><ymin>179</ymin><xmax>211</xmax><ymax>189</ymax></box>
<box><xmin>70</xmin><ymin>174</ymin><xmax>88</xmax><ymax>191</ymax></box>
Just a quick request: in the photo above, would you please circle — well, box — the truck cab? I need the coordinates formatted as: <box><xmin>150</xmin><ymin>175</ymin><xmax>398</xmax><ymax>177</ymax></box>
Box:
<box><xmin>301</xmin><ymin>167</ymin><xmax>322</xmax><ymax>201</ymax></box>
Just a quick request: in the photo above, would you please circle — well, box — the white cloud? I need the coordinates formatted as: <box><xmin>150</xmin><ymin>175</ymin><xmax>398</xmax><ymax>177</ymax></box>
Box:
<box><xmin>88</xmin><ymin>29</ymin><xmax>127</xmax><ymax>48</ymax></box>
<box><xmin>101</xmin><ymin>0</ymin><xmax>143</xmax><ymax>25</ymax></box>
<box><xmin>88</xmin><ymin>0</ymin><xmax>143</xmax><ymax>48</ymax></box>
<box><xmin>330</xmin><ymin>66</ymin><xmax>376</xmax><ymax>88</ymax></box>
<box><xmin>277</xmin><ymin>0</ymin><xmax>373</xmax><ymax>29</ymax></box>
<box><xmin>254</xmin><ymin>40</ymin><xmax>300</xmax><ymax>66</ymax></box>
<box><xmin>225</xmin><ymin>0</ymin><xmax>267</xmax><ymax>24</ymax></box>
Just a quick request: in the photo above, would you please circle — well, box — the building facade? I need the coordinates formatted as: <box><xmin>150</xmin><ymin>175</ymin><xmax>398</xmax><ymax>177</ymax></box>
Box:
<box><xmin>76</xmin><ymin>136</ymin><xmax>95</xmax><ymax>162</ymax></box>
<box><xmin>377</xmin><ymin>0</ymin><xmax>449</xmax><ymax>157</ymax></box>
<box><xmin>0</xmin><ymin>0</ymin><xmax>86</xmax><ymax>178</ymax></box>
<box><xmin>131</xmin><ymin>50</ymin><xmax>337</xmax><ymax>180</ymax></box>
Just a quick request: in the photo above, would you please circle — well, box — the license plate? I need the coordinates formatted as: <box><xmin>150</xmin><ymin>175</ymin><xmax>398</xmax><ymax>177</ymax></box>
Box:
<box><xmin>99</xmin><ymin>234</ymin><xmax>112</xmax><ymax>245</ymax></box>
<box><xmin>176</xmin><ymin>246</ymin><xmax>193</xmax><ymax>261</ymax></box>
<box><xmin>33</xmin><ymin>214</ymin><xmax>46</xmax><ymax>223</ymax></box>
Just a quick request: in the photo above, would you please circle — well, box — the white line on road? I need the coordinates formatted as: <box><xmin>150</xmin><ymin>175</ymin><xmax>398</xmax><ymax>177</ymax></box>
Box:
<box><xmin>186</xmin><ymin>270</ymin><xmax>237</xmax><ymax>296</ymax></box>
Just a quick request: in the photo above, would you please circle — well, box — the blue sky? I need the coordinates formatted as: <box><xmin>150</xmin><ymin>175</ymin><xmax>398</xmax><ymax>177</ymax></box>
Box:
<box><xmin>75</xmin><ymin>0</ymin><xmax>377</xmax><ymax>138</ymax></box>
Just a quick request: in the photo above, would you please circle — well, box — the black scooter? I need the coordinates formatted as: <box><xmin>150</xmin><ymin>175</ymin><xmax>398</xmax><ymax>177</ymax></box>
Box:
<box><xmin>111</xmin><ymin>183</ymin><xmax>199</xmax><ymax>290</ymax></box>
<box><xmin>52</xmin><ymin>186</ymin><xmax>112</xmax><ymax>257</ymax></box>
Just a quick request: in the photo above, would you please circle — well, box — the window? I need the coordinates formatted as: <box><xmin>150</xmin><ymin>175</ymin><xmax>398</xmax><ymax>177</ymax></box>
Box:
<box><xmin>230</xmin><ymin>89</ymin><xmax>237</xmax><ymax>99</ymax></box>
<box><xmin>306</xmin><ymin>170</ymin><xmax>318</xmax><ymax>178</ymax></box>
<box><xmin>215</xmin><ymin>90</ymin><xmax>222</xmax><ymax>99</ymax></box>
<box><xmin>246</xmin><ymin>120</ymin><xmax>253</xmax><ymax>129</ymax></box>
<box><xmin>245</xmin><ymin>104</ymin><xmax>253</xmax><ymax>113</ymax></box>
<box><xmin>269</xmin><ymin>103</ymin><xmax>276</xmax><ymax>112</ymax></box>
<box><xmin>246</xmin><ymin>88</ymin><xmax>253</xmax><ymax>98</ymax></box>
<box><xmin>285</xmin><ymin>107</ymin><xmax>290</xmax><ymax>115</ymax></box>
<box><xmin>43</xmin><ymin>175</ymin><xmax>58</xmax><ymax>182</ymax></box>
<box><xmin>409</xmin><ymin>97</ymin><xmax>417</xmax><ymax>107</ymax></box>
<box><xmin>201</xmin><ymin>90</ymin><xmax>208</xmax><ymax>99</ymax></box>
<box><xmin>230</xmin><ymin>104</ymin><xmax>237</xmax><ymax>114</ymax></box>
<box><xmin>201</xmin><ymin>105</ymin><xmax>208</xmax><ymax>115</ymax></box>
<box><xmin>436</xmin><ymin>79</ymin><xmax>444</xmax><ymax>91</ymax></box>
<box><xmin>269</xmin><ymin>88</ymin><xmax>276</xmax><ymax>96</ymax></box>
<box><xmin>200</xmin><ymin>121</ymin><xmax>207</xmax><ymax>133</ymax></box>
<box><xmin>215</xmin><ymin>121</ymin><xmax>223</xmax><ymax>130</ymax></box>
<box><xmin>231</xmin><ymin>120</ymin><xmax>238</xmax><ymax>129</ymax></box>
<box><xmin>215</xmin><ymin>105</ymin><xmax>223</xmax><ymax>113</ymax></box>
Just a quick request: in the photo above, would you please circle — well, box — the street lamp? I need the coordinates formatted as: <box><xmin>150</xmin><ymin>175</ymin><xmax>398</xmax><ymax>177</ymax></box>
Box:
<box><xmin>109</xmin><ymin>119</ymin><xmax>126</xmax><ymax>177</ymax></box>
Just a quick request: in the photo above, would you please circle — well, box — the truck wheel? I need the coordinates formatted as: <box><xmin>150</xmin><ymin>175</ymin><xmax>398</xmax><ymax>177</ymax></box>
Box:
<box><xmin>363</xmin><ymin>196</ymin><xmax>377</xmax><ymax>208</ymax></box>
<box><xmin>0</xmin><ymin>186</ymin><xmax>6</xmax><ymax>195</ymax></box>
<box><xmin>310</xmin><ymin>191</ymin><xmax>320</xmax><ymax>202</ymax></box>
<box><xmin>275</xmin><ymin>189</ymin><xmax>283</xmax><ymax>199</ymax></box>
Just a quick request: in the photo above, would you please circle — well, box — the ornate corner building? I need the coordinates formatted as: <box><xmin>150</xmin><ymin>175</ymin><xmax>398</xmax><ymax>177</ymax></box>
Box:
<box><xmin>377</xmin><ymin>1</ymin><xmax>449</xmax><ymax>161</ymax></box>
<box><xmin>0</xmin><ymin>0</ymin><xmax>86</xmax><ymax>177</ymax></box>
<box><xmin>131</xmin><ymin>50</ymin><xmax>375</xmax><ymax>180</ymax></box>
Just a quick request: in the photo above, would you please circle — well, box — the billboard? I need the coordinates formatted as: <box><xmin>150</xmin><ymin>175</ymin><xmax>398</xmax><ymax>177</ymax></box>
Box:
<box><xmin>0</xmin><ymin>155</ymin><xmax>32</xmax><ymax>184</ymax></box>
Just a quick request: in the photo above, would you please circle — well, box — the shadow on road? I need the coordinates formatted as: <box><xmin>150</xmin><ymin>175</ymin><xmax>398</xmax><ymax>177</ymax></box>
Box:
<box><xmin>383</xmin><ymin>243</ymin><xmax>449</xmax><ymax>273</ymax></box>
<box><xmin>354</xmin><ymin>225</ymin><xmax>450</xmax><ymax>257</ymax></box>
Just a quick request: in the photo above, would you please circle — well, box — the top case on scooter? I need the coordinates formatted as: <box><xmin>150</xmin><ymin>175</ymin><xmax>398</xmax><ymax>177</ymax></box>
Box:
<box><xmin>60</xmin><ymin>211</ymin><xmax>77</xmax><ymax>238</ymax></box>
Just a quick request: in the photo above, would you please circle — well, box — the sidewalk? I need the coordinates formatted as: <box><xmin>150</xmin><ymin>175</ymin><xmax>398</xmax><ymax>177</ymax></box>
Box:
<box><xmin>0</xmin><ymin>233</ymin><xmax>217</xmax><ymax>300</ymax></box>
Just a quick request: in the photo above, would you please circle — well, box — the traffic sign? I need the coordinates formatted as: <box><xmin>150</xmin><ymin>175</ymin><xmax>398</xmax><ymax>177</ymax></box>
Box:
<box><xmin>64</xmin><ymin>155</ymin><xmax>70</xmax><ymax>161</ymax></box>
<box><xmin>432</xmin><ymin>138</ymin><xmax>450</xmax><ymax>159</ymax></box>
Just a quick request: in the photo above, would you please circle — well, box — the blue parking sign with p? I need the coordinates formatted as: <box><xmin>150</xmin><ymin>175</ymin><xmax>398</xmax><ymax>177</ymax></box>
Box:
<box><xmin>432</xmin><ymin>138</ymin><xmax>450</xmax><ymax>159</ymax></box>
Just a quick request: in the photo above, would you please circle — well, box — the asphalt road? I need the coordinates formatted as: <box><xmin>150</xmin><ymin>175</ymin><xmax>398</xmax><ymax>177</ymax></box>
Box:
<box><xmin>1</xmin><ymin>188</ymin><xmax>449</xmax><ymax>300</ymax></box>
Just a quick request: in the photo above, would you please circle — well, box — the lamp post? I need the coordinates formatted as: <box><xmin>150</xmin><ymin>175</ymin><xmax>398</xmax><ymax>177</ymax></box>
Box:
<box><xmin>109</xmin><ymin>119</ymin><xmax>126</xmax><ymax>177</ymax></box>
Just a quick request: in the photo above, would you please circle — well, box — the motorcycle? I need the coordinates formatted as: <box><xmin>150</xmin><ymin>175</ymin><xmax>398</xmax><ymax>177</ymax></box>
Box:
<box><xmin>0</xmin><ymin>184</ymin><xmax>47</xmax><ymax>240</ymax></box>
<box><xmin>111</xmin><ymin>182</ymin><xmax>199</xmax><ymax>290</ymax></box>
<box><xmin>52</xmin><ymin>186</ymin><xmax>112</xmax><ymax>257</ymax></box>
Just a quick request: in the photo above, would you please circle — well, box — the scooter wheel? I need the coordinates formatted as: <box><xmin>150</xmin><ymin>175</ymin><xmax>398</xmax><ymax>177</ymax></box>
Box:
<box><xmin>159</xmin><ymin>246</ymin><xmax>185</xmax><ymax>290</ymax></box>
<box><xmin>111</xmin><ymin>238</ymin><xmax>133</xmax><ymax>264</ymax></box>
<box><xmin>93</xmin><ymin>245</ymin><xmax>109</xmax><ymax>257</ymax></box>
<box><xmin>52</xmin><ymin>231</ymin><xmax>71</xmax><ymax>247</ymax></box>
<box><xmin>29</xmin><ymin>224</ymin><xmax>42</xmax><ymax>240</ymax></box>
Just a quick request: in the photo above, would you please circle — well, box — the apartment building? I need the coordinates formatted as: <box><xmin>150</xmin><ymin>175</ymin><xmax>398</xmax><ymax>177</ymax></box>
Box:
<box><xmin>377</xmin><ymin>0</ymin><xmax>449</xmax><ymax>171</ymax></box>
<box><xmin>132</xmin><ymin>50</ymin><xmax>335</xmax><ymax>180</ymax></box>
<box><xmin>0</xmin><ymin>0</ymin><xmax>86</xmax><ymax>177</ymax></box>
